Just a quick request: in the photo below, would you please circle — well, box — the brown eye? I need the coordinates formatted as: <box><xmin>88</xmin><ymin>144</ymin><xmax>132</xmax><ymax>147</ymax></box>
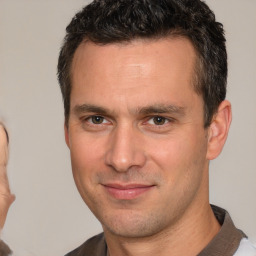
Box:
<box><xmin>152</xmin><ymin>116</ymin><xmax>167</xmax><ymax>125</ymax></box>
<box><xmin>91</xmin><ymin>116</ymin><xmax>104</xmax><ymax>124</ymax></box>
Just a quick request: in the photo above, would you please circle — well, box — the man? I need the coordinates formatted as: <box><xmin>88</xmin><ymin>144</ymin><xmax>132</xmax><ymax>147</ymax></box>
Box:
<box><xmin>57</xmin><ymin>0</ymin><xmax>256</xmax><ymax>255</ymax></box>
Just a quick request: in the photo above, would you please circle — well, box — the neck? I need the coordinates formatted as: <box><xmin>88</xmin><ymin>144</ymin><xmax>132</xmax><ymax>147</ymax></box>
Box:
<box><xmin>105</xmin><ymin>203</ymin><xmax>220</xmax><ymax>256</ymax></box>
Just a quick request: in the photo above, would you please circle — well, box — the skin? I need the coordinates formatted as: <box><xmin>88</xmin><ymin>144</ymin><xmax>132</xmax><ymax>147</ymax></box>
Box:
<box><xmin>0</xmin><ymin>124</ymin><xmax>15</xmax><ymax>230</ymax></box>
<box><xmin>65</xmin><ymin>38</ymin><xmax>232</xmax><ymax>256</ymax></box>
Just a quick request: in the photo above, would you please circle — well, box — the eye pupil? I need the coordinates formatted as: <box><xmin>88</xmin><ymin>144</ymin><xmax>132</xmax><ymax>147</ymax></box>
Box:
<box><xmin>153</xmin><ymin>116</ymin><xmax>165</xmax><ymax>125</ymax></box>
<box><xmin>92</xmin><ymin>116</ymin><xmax>103</xmax><ymax>124</ymax></box>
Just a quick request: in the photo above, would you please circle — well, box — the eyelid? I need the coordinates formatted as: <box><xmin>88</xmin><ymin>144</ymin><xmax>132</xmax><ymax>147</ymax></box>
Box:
<box><xmin>148</xmin><ymin>117</ymin><xmax>168</xmax><ymax>125</ymax></box>
<box><xmin>145</xmin><ymin>115</ymin><xmax>175</xmax><ymax>124</ymax></box>
<box><xmin>80</xmin><ymin>114</ymin><xmax>175</xmax><ymax>128</ymax></box>
<box><xmin>82</xmin><ymin>115</ymin><xmax>111</xmax><ymax>125</ymax></box>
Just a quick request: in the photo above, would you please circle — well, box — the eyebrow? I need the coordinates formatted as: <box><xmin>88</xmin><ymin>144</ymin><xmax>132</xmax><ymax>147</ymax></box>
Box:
<box><xmin>73</xmin><ymin>104</ymin><xmax>110</xmax><ymax>116</ymax></box>
<box><xmin>137</xmin><ymin>104</ymin><xmax>186</xmax><ymax>116</ymax></box>
<box><xmin>73</xmin><ymin>103</ymin><xmax>185</xmax><ymax>117</ymax></box>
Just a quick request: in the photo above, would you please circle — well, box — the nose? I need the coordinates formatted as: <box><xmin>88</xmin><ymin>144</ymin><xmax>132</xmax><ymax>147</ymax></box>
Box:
<box><xmin>105</xmin><ymin>125</ymin><xmax>146</xmax><ymax>172</ymax></box>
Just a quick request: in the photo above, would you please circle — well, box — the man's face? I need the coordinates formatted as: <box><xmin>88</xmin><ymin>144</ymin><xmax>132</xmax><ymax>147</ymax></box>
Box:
<box><xmin>66</xmin><ymin>38</ymin><xmax>210</xmax><ymax>238</ymax></box>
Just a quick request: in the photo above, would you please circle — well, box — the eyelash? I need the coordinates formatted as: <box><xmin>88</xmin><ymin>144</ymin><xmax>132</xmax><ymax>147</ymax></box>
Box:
<box><xmin>146</xmin><ymin>116</ymin><xmax>170</xmax><ymax>126</ymax></box>
<box><xmin>83</xmin><ymin>115</ymin><xmax>111</xmax><ymax>125</ymax></box>
<box><xmin>81</xmin><ymin>115</ymin><xmax>175</xmax><ymax>129</ymax></box>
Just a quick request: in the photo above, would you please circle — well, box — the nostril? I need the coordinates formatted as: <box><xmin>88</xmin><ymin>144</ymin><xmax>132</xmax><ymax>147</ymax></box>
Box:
<box><xmin>105</xmin><ymin>149</ymin><xmax>147</xmax><ymax>173</ymax></box>
<box><xmin>108</xmin><ymin>158</ymin><xmax>131</xmax><ymax>173</ymax></box>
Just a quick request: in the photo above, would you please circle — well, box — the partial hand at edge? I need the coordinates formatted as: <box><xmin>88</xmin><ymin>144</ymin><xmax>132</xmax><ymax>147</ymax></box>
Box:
<box><xmin>0</xmin><ymin>124</ymin><xmax>15</xmax><ymax>230</ymax></box>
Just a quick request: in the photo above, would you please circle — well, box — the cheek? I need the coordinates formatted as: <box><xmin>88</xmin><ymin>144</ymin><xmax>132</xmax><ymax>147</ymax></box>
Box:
<box><xmin>69</xmin><ymin>136</ymin><xmax>106</xmax><ymax>211</ymax></box>
<box><xmin>148</xmin><ymin>130</ymin><xmax>208</xmax><ymax>212</ymax></box>
<box><xmin>70</xmin><ymin>132</ymin><xmax>105</xmax><ymax>167</ymax></box>
<box><xmin>148</xmin><ymin>136</ymin><xmax>190</xmax><ymax>169</ymax></box>
<box><xmin>148</xmin><ymin>128</ymin><xmax>208</xmax><ymax>181</ymax></box>
<box><xmin>69</xmin><ymin>134</ymin><xmax>105</xmax><ymax>191</ymax></box>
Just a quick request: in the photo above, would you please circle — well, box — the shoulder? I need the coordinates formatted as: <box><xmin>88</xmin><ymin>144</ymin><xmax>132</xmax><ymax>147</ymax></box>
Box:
<box><xmin>234</xmin><ymin>238</ymin><xmax>256</xmax><ymax>256</ymax></box>
<box><xmin>65</xmin><ymin>233</ymin><xmax>107</xmax><ymax>256</ymax></box>
<box><xmin>0</xmin><ymin>240</ymin><xmax>12</xmax><ymax>256</ymax></box>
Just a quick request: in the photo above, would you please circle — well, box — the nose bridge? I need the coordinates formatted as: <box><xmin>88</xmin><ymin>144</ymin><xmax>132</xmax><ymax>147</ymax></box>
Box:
<box><xmin>105</xmin><ymin>123</ymin><xmax>146</xmax><ymax>172</ymax></box>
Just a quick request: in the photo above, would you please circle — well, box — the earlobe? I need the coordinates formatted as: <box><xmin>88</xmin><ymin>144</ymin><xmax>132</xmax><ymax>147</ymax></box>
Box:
<box><xmin>64</xmin><ymin>123</ymin><xmax>70</xmax><ymax>148</ymax></box>
<box><xmin>206</xmin><ymin>100</ymin><xmax>232</xmax><ymax>160</ymax></box>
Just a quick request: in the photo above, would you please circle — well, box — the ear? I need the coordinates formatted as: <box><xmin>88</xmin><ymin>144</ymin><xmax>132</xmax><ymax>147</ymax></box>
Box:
<box><xmin>206</xmin><ymin>100</ymin><xmax>232</xmax><ymax>160</ymax></box>
<box><xmin>64</xmin><ymin>123</ymin><xmax>70</xmax><ymax>148</ymax></box>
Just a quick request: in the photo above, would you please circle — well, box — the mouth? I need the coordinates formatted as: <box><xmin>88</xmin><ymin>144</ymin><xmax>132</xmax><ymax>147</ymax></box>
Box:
<box><xmin>102</xmin><ymin>183</ymin><xmax>156</xmax><ymax>200</ymax></box>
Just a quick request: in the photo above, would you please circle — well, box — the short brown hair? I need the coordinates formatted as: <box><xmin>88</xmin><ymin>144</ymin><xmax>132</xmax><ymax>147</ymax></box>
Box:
<box><xmin>58</xmin><ymin>0</ymin><xmax>227</xmax><ymax>127</ymax></box>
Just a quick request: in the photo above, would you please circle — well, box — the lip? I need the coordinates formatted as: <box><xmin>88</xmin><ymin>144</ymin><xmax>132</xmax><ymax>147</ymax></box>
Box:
<box><xmin>103</xmin><ymin>183</ymin><xmax>155</xmax><ymax>200</ymax></box>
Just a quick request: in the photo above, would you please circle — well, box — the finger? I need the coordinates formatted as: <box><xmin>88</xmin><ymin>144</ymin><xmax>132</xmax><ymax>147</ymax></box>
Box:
<box><xmin>0</xmin><ymin>124</ymin><xmax>9</xmax><ymax>167</ymax></box>
<box><xmin>0</xmin><ymin>124</ymin><xmax>11</xmax><ymax>193</ymax></box>
<box><xmin>0</xmin><ymin>124</ymin><xmax>15</xmax><ymax>230</ymax></box>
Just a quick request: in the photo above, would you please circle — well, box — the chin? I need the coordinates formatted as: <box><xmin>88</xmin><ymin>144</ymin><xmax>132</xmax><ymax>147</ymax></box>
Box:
<box><xmin>101</xmin><ymin>211</ymin><xmax>167</xmax><ymax>239</ymax></box>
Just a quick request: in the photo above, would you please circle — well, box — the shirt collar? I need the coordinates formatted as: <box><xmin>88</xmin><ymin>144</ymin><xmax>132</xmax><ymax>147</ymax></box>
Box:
<box><xmin>80</xmin><ymin>205</ymin><xmax>245</xmax><ymax>256</ymax></box>
<box><xmin>198</xmin><ymin>205</ymin><xmax>246</xmax><ymax>256</ymax></box>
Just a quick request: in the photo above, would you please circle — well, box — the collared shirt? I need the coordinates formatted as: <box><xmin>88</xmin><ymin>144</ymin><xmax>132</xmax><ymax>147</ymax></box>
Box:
<box><xmin>197</xmin><ymin>205</ymin><xmax>246</xmax><ymax>255</ymax></box>
<box><xmin>65</xmin><ymin>205</ymin><xmax>252</xmax><ymax>256</ymax></box>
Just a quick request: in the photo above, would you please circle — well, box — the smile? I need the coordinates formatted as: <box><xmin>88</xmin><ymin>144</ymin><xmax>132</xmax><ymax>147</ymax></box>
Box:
<box><xmin>103</xmin><ymin>183</ymin><xmax>155</xmax><ymax>200</ymax></box>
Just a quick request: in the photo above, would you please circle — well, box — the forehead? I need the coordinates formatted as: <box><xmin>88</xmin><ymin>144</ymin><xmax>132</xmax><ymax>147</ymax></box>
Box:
<box><xmin>70</xmin><ymin>37</ymin><xmax>200</xmax><ymax>113</ymax></box>
<box><xmin>71</xmin><ymin>37</ymin><xmax>197</xmax><ymax>82</ymax></box>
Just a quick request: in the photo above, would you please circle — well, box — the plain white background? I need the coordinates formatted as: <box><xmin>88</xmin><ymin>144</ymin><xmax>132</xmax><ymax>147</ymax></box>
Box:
<box><xmin>0</xmin><ymin>1</ymin><xmax>255</xmax><ymax>255</ymax></box>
